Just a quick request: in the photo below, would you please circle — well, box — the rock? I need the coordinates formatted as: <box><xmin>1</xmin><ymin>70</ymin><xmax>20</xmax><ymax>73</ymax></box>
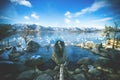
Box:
<box><xmin>9</xmin><ymin>52</ymin><xmax>24</xmax><ymax>62</ymax></box>
<box><xmin>88</xmin><ymin>67</ymin><xmax>102</xmax><ymax>77</ymax></box>
<box><xmin>26</xmin><ymin>40</ymin><xmax>40</xmax><ymax>52</ymax></box>
<box><xmin>54</xmin><ymin>66</ymin><xmax>59</xmax><ymax>71</ymax></box>
<box><xmin>80</xmin><ymin>65</ymin><xmax>89</xmax><ymax>72</ymax></box>
<box><xmin>0</xmin><ymin>50</ymin><xmax>11</xmax><ymax>60</ymax></box>
<box><xmin>52</xmin><ymin>40</ymin><xmax>67</xmax><ymax>64</ymax></box>
<box><xmin>88</xmin><ymin>65</ymin><xmax>94</xmax><ymax>71</ymax></box>
<box><xmin>17</xmin><ymin>70</ymin><xmax>35</xmax><ymax>80</ymax></box>
<box><xmin>44</xmin><ymin>69</ymin><xmax>55</xmax><ymax>77</ymax></box>
<box><xmin>0</xmin><ymin>61</ymin><xmax>14</xmax><ymax>64</ymax></box>
<box><xmin>42</xmin><ymin>59</ymin><xmax>56</xmax><ymax>70</ymax></box>
<box><xmin>25</xmin><ymin>55</ymin><xmax>43</xmax><ymax>68</ymax></box>
<box><xmin>73</xmin><ymin>73</ymin><xmax>87</xmax><ymax>80</ymax></box>
<box><xmin>0</xmin><ymin>61</ymin><xmax>18</xmax><ymax>75</ymax></box>
<box><xmin>34</xmin><ymin>73</ymin><xmax>53</xmax><ymax>80</ymax></box>
<box><xmin>16</xmin><ymin>70</ymin><xmax>42</xmax><ymax>80</ymax></box>
<box><xmin>94</xmin><ymin>54</ymin><xmax>120</xmax><ymax>73</ymax></box>
<box><xmin>85</xmin><ymin>41</ymin><xmax>95</xmax><ymax>49</ymax></box>
<box><xmin>68</xmin><ymin>70</ymin><xmax>74</xmax><ymax>75</ymax></box>
<box><xmin>94</xmin><ymin>57</ymin><xmax>110</xmax><ymax>68</ymax></box>
<box><xmin>74</xmin><ymin>68</ymin><xmax>81</xmax><ymax>74</ymax></box>
<box><xmin>0</xmin><ymin>49</ymin><xmax>4</xmax><ymax>54</ymax></box>
<box><xmin>77</xmin><ymin>57</ymin><xmax>94</xmax><ymax>65</ymax></box>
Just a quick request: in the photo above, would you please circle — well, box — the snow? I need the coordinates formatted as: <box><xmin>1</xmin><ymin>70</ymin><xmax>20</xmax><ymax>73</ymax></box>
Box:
<box><xmin>31</xmin><ymin>55</ymin><xmax>41</xmax><ymax>59</ymax></box>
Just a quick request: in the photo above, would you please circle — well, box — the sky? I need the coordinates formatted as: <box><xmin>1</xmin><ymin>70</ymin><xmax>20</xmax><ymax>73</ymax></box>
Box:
<box><xmin>0</xmin><ymin>0</ymin><xmax>120</xmax><ymax>28</ymax></box>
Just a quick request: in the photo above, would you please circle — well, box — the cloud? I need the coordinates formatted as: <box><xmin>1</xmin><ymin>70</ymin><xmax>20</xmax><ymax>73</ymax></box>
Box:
<box><xmin>92</xmin><ymin>17</ymin><xmax>113</xmax><ymax>22</ymax></box>
<box><xmin>31</xmin><ymin>13</ymin><xmax>40</xmax><ymax>20</ymax></box>
<box><xmin>0</xmin><ymin>16</ymin><xmax>11</xmax><ymax>20</ymax></box>
<box><xmin>64</xmin><ymin>11</ymin><xmax>71</xmax><ymax>25</ymax></box>
<box><xmin>64</xmin><ymin>18</ymin><xmax>71</xmax><ymax>24</ymax></box>
<box><xmin>10</xmin><ymin>0</ymin><xmax>32</xmax><ymax>7</ymax></box>
<box><xmin>75</xmin><ymin>0</ymin><xmax>108</xmax><ymax>17</ymax></box>
<box><xmin>23</xmin><ymin>12</ymin><xmax>40</xmax><ymax>21</ymax></box>
<box><xmin>24</xmin><ymin>16</ymin><xmax>30</xmax><ymax>20</ymax></box>
<box><xmin>64</xmin><ymin>11</ymin><xmax>72</xmax><ymax>18</ymax></box>
<box><xmin>75</xmin><ymin>19</ymin><xmax>80</xmax><ymax>24</ymax></box>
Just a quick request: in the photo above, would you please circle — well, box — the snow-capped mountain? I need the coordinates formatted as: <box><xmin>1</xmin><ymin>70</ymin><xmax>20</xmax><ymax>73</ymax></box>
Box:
<box><xmin>11</xmin><ymin>24</ymin><xmax>101</xmax><ymax>32</ymax></box>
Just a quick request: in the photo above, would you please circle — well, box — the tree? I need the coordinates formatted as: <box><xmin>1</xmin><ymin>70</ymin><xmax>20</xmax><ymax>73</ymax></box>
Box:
<box><xmin>112</xmin><ymin>22</ymin><xmax>118</xmax><ymax>49</ymax></box>
<box><xmin>102</xmin><ymin>25</ymin><xmax>113</xmax><ymax>40</ymax></box>
<box><xmin>0</xmin><ymin>24</ymin><xmax>13</xmax><ymax>40</ymax></box>
<box><xmin>102</xmin><ymin>23</ymin><xmax>119</xmax><ymax>49</ymax></box>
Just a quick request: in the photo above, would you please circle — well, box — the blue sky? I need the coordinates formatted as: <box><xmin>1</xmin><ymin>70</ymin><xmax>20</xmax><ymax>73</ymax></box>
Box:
<box><xmin>0</xmin><ymin>0</ymin><xmax>120</xmax><ymax>28</ymax></box>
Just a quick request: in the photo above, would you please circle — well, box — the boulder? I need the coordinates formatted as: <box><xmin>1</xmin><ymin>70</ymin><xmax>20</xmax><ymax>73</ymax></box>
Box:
<box><xmin>54</xmin><ymin>66</ymin><xmax>59</xmax><ymax>71</ymax></box>
<box><xmin>0</xmin><ymin>61</ymin><xmax>18</xmax><ymax>75</ymax></box>
<box><xmin>17</xmin><ymin>70</ymin><xmax>35</xmax><ymax>80</ymax></box>
<box><xmin>77</xmin><ymin>57</ymin><xmax>94</xmax><ymax>65</ymax></box>
<box><xmin>67</xmin><ymin>70</ymin><xmax>74</xmax><ymax>75</ymax></box>
<box><xmin>24</xmin><ymin>55</ymin><xmax>43</xmax><ymax>68</ymax></box>
<box><xmin>26</xmin><ymin>40</ymin><xmax>40</xmax><ymax>52</ymax></box>
<box><xmin>74</xmin><ymin>68</ymin><xmax>81</xmax><ymax>74</ymax></box>
<box><xmin>94</xmin><ymin>57</ymin><xmax>110</xmax><ymax>68</ymax></box>
<box><xmin>44</xmin><ymin>69</ymin><xmax>55</xmax><ymax>77</ymax></box>
<box><xmin>9</xmin><ymin>52</ymin><xmax>24</xmax><ymax>62</ymax></box>
<box><xmin>0</xmin><ymin>49</ymin><xmax>4</xmax><ymax>54</ymax></box>
<box><xmin>34</xmin><ymin>73</ymin><xmax>53</xmax><ymax>80</ymax></box>
<box><xmin>52</xmin><ymin>40</ymin><xmax>67</xmax><ymax>64</ymax></box>
<box><xmin>79</xmin><ymin>65</ymin><xmax>89</xmax><ymax>72</ymax></box>
<box><xmin>0</xmin><ymin>50</ymin><xmax>11</xmax><ymax>60</ymax></box>
<box><xmin>94</xmin><ymin>55</ymin><xmax>120</xmax><ymax>73</ymax></box>
<box><xmin>85</xmin><ymin>41</ymin><xmax>95</xmax><ymax>49</ymax></box>
<box><xmin>88</xmin><ymin>67</ymin><xmax>102</xmax><ymax>77</ymax></box>
<box><xmin>73</xmin><ymin>73</ymin><xmax>87</xmax><ymax>80</ymax></box>
<box><xmin>16</xmin><ymin>70</ymin><xmax>42</xmax><ymax>80</ymax></box>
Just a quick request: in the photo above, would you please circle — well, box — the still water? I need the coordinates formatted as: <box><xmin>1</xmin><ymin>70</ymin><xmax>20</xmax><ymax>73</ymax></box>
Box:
<box><xmin>2</xmin><ymin>31</ymin><xmax>103</xmax><ymax>62</ymax></box>
<box><xmin>8</xmin><ymin>31</ymin><xmax>104</xmax><ymax>46</ymax></box>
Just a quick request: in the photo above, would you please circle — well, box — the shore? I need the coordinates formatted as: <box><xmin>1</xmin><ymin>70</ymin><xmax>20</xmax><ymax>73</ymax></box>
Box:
<box><xmin>0</xmin><ymin>41</ymin><xmax>120</xmax><ymax>80</ymax></box>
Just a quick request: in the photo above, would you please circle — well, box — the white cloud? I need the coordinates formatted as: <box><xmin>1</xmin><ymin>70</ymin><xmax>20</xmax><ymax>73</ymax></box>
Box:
<box><xmin>75</xmin><ymin>19</ymin><xmax>80</xmax><ymax>24</ymax></box>
<box><xmin>89</xmin><ymin>1</ymin><xmax>107</xmax><ymax>12</ymax></box>
<box><xmin>10</xmin><ymin>0</ymin><xmax>32</xmax><ymax>7</ymax></box>
<box><xmin>0</xmin><ymin>16</ymin><xmax>11</xmax><ymax>20</ymax></box>
<box><xmin>64</xmin><ymin>11</ymin><xmax>72</xmax><ymax>18</ymax></box>
<box><xmin>24</xmin><ymin>16</ymin><xmax>30</xmax><ymax>20</ymax></box>
<box><xmin>64</xmin><ymin>18</ymin><xmax>71</xmax><ymax>24</ymax></box>
<box><xmin>31</xmin><ymin>13</ymin><xmax>40</xmax><ymax>20</ymax></box>
<box><xmin>23</xmin><ymin>21</ymin><xmax>40</xmax><ymax>25</ymax></box>
<box><xmin>75</xmin><ymin>0</ymin><xmax>108</xmax><ymax>17</ymax></box>
<box><xmin>75</xmin><ymin>8</ymin><xmax>89</xmax><ymax>17</ymax></box>
<box><xmin>92</xmin><ymin>17</ymin><xmax>113</xmax><ymax>22</ymax></box>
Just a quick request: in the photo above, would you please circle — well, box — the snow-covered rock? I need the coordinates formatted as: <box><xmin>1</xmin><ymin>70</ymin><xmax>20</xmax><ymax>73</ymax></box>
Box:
<box><xmin>26</xmin><ymin>40</ymin><xmax>40</xmax><ymax>52</ymax></box>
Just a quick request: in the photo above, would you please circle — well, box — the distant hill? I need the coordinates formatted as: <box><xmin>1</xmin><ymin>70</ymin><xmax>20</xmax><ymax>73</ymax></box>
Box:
<box><xmin>0</xmin><ymin>24</ymin><xmax>15</xmax><ymax>40</ymax></box>
<box><xmin>11</xmin><ymin>24</ymin><xmax>102</xmax><ymax>32</ymax></box>
<box><xmin>0</xmin><ymin>23</ymin><xmax>103</xmax><ymax>40</ymax></box>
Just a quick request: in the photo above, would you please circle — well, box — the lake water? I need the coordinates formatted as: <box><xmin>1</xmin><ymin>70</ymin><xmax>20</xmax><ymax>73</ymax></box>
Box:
<box><xmin>4</xmin><ymin>31</ymin><xmax>104</xmax><ymax>46</ymax></box>
<box><xmin>1</xmin><ymin>31</ymin><xmax>104</xmax><ymax>62</ymax></box>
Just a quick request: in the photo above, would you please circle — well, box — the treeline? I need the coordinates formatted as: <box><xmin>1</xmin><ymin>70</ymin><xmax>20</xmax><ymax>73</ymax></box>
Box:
<box><xmin>0</xmin><ymin>24</ymin><xmax>16</xmax><ymax>40</ymax></box>
<box><xmin>104</xmin><ymin>23</ymin><xmax>120</xmax><ymax>32</ymax></box>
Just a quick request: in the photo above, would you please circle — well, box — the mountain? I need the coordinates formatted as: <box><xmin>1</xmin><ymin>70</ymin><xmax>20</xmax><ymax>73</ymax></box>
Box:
<box><xmin>11</xmin><ymin>24</ymin><xmax>102</xmax><ymax>32</ymax></box>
